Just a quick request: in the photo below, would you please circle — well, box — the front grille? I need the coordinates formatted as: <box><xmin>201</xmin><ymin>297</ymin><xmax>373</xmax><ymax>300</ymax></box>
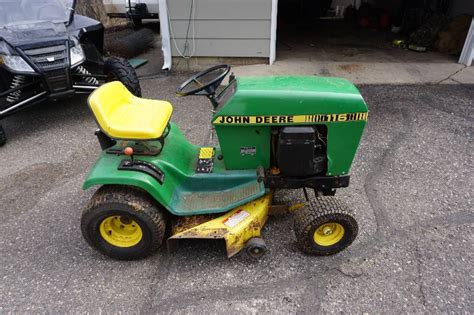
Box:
<box><xmin>23</xmin><ymin>44</ymin><xmax>68</xmax><ymax>71</ymax></box>
<box><xmin>45</xmin><ymin>69</ymin><xmax>69</xmax><ymax>92</ymax></box>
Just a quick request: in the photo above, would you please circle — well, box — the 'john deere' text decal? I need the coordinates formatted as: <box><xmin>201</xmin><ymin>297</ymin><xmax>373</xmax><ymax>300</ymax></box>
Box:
<box><xmin>213</xmin><ymin>112</ymin><xmax>368</xmax><ymax>125</ymax></box>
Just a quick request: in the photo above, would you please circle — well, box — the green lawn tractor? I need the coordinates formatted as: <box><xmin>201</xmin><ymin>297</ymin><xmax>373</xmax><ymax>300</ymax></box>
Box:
<box><xmin>81</xmin><ymin>65</ymin><xmax>368</xmax><ymax>260</ymax></box>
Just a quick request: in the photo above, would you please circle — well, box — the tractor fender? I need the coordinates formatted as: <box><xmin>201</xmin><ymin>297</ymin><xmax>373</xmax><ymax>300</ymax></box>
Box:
<box><xmin>83</xmin><ymin>158</ymin><xmax>178</xmax><ymax>214</ymax></box>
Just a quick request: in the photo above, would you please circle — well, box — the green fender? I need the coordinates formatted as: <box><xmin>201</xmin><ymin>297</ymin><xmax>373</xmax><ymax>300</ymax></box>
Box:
<box><xmin>83</xmin><ymin>158</ymin><xmax>177</xmax><ymax>213</ymax></box>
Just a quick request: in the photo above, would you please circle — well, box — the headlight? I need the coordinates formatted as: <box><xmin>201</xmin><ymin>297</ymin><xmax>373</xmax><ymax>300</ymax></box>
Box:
<box><xmin>70</xmin><ymin>44</ymin><xmax>85</xmax><ymax>67</ymax></box>
<box><xmin>0</xmin><ymin>41</ymin><xmax>11</xmax><ymax>55</ymax></box>
<box><xmin>0</xmin><ymin>55</ymin><xmax>35</xmax><ymax>73</ymax></box>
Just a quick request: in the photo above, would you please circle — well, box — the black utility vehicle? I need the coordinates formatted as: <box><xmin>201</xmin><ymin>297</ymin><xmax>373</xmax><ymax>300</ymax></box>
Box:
<box><xmin>0</xmin><ymin>0</ymin><xmax>141</xmax><ymax>146</ymax></box>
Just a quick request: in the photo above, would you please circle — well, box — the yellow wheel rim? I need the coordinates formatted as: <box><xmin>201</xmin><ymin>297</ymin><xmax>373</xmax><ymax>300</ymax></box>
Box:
<box><xmin>99</xmin><ymin>216</ymin><xmax>143</xmax><ymax>248</ymax></box>
<box><xmin>313</xmin><ymin>223</ymin><xmax>345</xmax><ymax>247</ymax></box>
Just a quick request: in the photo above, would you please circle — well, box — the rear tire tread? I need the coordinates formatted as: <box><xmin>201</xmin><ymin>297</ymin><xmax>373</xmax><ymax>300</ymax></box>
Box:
<box><xmin>105</xmin><ymin>57</ymin><xmax>142</xmax><ymax>97</ymax></box>
<box><xmin>81</xmin><ymin>185</ymin><xmax>166</xmax><ymax>260</ymax></box>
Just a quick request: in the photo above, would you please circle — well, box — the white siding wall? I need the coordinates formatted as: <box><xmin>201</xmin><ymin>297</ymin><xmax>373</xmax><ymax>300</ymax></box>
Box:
<box><xmin>168</xmin><ymin>0</ymin><xmax>272</xmax><ymax>57</ymax></box>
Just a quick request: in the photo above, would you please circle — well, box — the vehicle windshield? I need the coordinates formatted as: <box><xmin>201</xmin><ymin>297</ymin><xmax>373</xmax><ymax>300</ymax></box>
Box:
<box><xmin>0</xmin><ymin>0</ymin><xmax>72</xmax><ymax>27</ymax></box>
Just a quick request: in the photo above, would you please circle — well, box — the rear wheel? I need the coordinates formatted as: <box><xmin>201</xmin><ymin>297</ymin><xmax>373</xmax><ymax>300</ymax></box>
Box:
<box><xmin>105</xmin><ymin>57</ymin><xmax>142</xmax><ymax>97</ymax></box>
<box><xmin>81</xmin><ymin>185</ymin><xmax>166</xmax><ymax>260</ymax></box>
<box><xmin>293</xmin><ymin>196</ymin><xmax>358</xmax><ymax>255</ymax></box>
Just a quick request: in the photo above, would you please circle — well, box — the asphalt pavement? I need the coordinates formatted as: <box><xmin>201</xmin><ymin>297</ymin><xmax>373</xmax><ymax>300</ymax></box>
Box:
<box><xmin>0</xmin><ymin>74</ymin><xmax>472</xmax><ymax>313</ymax></box>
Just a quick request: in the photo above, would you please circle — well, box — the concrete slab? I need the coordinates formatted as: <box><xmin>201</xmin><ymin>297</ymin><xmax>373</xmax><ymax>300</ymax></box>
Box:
<box><xmin>451</xmin><ymin>65</ymin><xmax>474</xmax><ymax>84</ymax></box>
<box><xmin>139</xmin><ymin>24</ymin><xmax>471</xmax><ymax>85</ymax></box>
<box><xmin>233</xmin><ymin>61</ymin><xmax>470</xmax><ymax>85</ymax></box>
<box><xmin>217</xmin><ymin>23</ymin><xmax>472</xmax><ymax>85</ymax></box>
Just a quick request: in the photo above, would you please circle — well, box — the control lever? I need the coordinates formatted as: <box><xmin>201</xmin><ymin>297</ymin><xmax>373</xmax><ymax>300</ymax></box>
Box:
<box><xmin>124</xmin><ymin>147</ymin><xmax>134</xmax><ymax>162</ymax></box>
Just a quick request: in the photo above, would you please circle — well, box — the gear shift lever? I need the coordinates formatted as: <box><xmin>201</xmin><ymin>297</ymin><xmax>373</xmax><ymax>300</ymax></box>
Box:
<box><xmin>124</xmin><ymin>147</ymin><xmax>134</xmax><ymax>162</ymax></box>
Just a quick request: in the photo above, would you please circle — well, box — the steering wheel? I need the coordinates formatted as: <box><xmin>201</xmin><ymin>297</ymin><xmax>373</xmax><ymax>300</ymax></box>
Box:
<box><xmin>176</xmin><ymin>64</ymin><xmax>231</xmax><ymax>97</ymax></box>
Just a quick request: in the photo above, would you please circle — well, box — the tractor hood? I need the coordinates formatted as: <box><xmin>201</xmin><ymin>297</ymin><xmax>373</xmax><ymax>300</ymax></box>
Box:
<box><xmin>212</xmin><ymin>76</ymin><xmax>369</xmax><ymax>176</ymax></box>
<box><xmin>0</xmin><ymin>21</ymin><xmax>68</xmax><ymax>46</ymax></box>
<box><xmin>214</xmin><ymin>76</ymin><xmax>368</xmax><ymax>121</ymax></box>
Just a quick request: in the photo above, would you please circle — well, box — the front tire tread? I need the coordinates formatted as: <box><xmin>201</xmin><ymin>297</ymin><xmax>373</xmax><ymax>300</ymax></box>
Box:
<box><xmin>293</xmin><ymin>196</ymin><xmax>358</xmax><ymax>256</ymax></box>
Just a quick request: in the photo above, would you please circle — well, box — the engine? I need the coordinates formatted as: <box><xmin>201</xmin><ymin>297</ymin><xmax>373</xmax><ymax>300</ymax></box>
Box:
<box><xmin>276</xmin><ymin>126</ymin><xmax>327</xmax><ymax>177</ymax></box>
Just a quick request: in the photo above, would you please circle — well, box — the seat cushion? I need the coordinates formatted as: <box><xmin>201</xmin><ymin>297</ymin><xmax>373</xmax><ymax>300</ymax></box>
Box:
<box><xmin>88</xmin><ymin>81</ymin><xmax>173</xmax><ymax>140</ymax></box>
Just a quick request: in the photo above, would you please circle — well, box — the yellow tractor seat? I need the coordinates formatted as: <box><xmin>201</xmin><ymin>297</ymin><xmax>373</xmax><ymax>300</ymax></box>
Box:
<box><xmin>88</xmin><ymin>81</ymin><xmax>173</xmax><ymax>140</ymax></box>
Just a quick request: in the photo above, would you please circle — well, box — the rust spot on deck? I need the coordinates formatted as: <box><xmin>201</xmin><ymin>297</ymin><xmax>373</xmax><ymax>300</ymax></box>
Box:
<box><xmin>171</xmin><ymin>214</ymin><xmax>218</xmax><ymax>235</ymax></box>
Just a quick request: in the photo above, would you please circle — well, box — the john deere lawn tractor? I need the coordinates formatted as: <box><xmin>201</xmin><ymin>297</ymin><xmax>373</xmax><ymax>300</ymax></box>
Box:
<box><xmin>81</xmin><ymin>65</ymin><xmax>368</xmax><ymax>260</ymax></box>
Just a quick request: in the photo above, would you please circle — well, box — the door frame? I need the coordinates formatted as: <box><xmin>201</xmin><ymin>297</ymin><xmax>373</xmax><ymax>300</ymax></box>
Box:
<box><xmin>270</xmin><ymin>0</ymin><xmax>278</xmax><ymax>65</ymax></box>
<box><xmin>459</xmin><ymin>18</ymin><xmax>474</xmax><ymax>66</ymax></box>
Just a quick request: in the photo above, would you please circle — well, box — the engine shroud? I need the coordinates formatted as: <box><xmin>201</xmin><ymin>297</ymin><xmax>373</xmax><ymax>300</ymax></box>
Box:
<box><xmin>212</xmin><ymin>76</ymin><xmax>368</xmax><ymax>176</ymax></box>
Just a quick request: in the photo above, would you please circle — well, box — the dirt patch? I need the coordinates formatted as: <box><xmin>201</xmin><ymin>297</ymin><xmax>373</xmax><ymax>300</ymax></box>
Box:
<box><xmin>171</xmin><ymin>215</ymin><xmax>219</xmax><ymax>235</ymax></box>
<box><xmin>338</xmin><ymin>64</ymin><xmax>362</xmax><ymax>73</ymax></box>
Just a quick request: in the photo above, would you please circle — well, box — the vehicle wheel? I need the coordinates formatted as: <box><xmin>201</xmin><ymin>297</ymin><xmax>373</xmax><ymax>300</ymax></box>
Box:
<box><xmin>0</xmin><ymin>125</ymin><xmax>6</xmax><ymax>147</ymax></box>
<box><xmin>81</xmin><ymin>185</ymin><xmax>166</xmax><ymax>260</ymax></box>
<box><xmin>105</xmin><ymin>57</ymin><xmax>142</xmax><ymax>97</ymax></box>
<box><xmin>245</xmin><ymin>237</ymin><xmax>267</xmax><ymax>259</ymax></box>
<box><xmin>293</xmin><ymin>196</ymin><xmax>358</xmax><ymax>256</ymax></box>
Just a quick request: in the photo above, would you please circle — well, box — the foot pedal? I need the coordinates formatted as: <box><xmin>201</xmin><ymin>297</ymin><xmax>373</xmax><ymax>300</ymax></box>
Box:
<box><xmin>196</xmin><ymin>147</ymin><xmax>215</xmax><ymax>173</ymax></box>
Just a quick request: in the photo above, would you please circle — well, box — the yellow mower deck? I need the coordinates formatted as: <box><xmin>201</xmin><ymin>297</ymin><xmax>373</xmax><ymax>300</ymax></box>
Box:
<box><xmin>168</xmin><ymin>194</ymin><xmax>272</xmax><ymax>257</ymax></box>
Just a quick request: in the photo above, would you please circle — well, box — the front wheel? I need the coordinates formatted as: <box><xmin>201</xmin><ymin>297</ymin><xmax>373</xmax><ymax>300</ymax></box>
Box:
<box><xmin>81</xmin><ymin>185</ymin><xmax>166</xmax><ymax>260</ymax></box>
<box><xmin>105</xmin><ymin>57</ymin><xmax>142</xmax><ymax>97</ymax></box>
<box><xmin>293</xmin><ymin>196</ymin><xmax>358</xmax><ymax>256</ymax></box>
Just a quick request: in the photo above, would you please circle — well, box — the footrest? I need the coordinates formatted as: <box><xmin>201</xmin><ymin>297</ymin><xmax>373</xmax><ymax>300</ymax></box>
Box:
<box><xmin>173</xmin><ymin>181</ymin><xmax>265</xmax><ymax>215</ymax></box>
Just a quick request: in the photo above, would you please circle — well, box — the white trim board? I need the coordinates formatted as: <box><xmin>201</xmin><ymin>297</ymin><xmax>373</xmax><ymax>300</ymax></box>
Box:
<box><xmin>270</xmin><ymin>0</ymin><xmax>278</xmax><ymax>65</ymax></box>
<box><xmin>158</xmin><ymin>0</ymin><xmax>172</xmax><ymax>70</ymax></box>
<box><xmin>459</xmin><ymin>18</ymin><xmax>474</xmax><ymax>66</ymax></box>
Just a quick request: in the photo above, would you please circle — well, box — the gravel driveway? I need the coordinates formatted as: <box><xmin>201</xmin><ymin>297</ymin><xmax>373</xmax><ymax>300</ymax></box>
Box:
<box><xmin>0</xmin><ymin>75</ymin><xmax>472</xmax><ymax>313</ymax></box>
